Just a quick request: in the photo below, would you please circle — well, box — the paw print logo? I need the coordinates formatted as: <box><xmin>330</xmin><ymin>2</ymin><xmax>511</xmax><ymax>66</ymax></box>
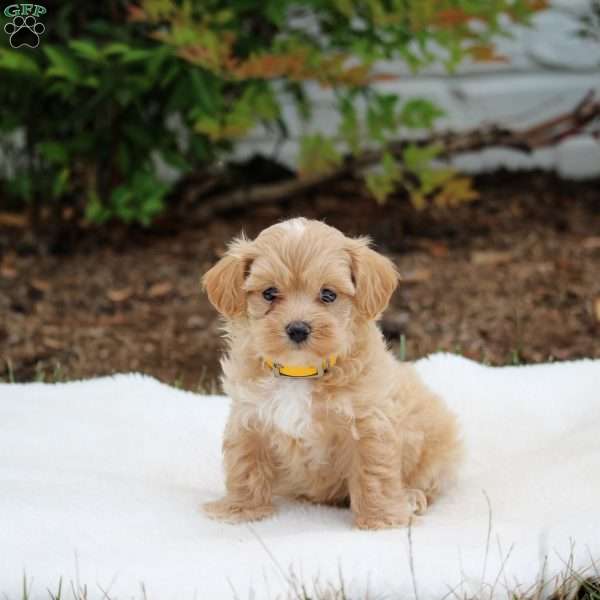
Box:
<box><xmin>4</xmin><ymin>15</ymin><xmax>45</xmax><ymax>48</ymax></box>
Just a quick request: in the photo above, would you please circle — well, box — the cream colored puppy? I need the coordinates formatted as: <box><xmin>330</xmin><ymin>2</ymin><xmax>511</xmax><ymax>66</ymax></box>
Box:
<box><xmin>202</xmin><ymin>218</ymin><xmax>462</xmax><ymax>529</ymax></box>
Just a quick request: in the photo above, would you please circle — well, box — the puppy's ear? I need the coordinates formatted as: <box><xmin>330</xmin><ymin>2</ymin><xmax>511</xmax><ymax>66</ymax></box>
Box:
<box><xmin>346</xmin><ymin>237</ymin><xmax>399</xmax><ymax>320</ymax></box>
<box><xmin>202</xmin><ymin>237</ymin><xmax>255</xmax><ymax>318</ymax></box>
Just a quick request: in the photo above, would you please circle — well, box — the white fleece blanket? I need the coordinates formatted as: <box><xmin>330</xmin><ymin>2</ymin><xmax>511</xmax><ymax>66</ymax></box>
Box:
<box><xmin>1</xmin><ymin>354</ymin><xmax>599</xmax><ymax>599</ymax></box>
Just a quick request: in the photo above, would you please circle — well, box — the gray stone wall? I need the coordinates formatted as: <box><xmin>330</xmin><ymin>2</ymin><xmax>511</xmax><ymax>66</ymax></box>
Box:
<box><xmin>235</xmin><ymin>0</ymin><xmax>600</xmax><ymax>178</ymax></box>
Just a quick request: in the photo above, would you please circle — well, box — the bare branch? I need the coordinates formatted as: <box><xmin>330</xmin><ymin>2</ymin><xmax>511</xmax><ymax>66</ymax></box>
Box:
<box><xmin>192</xmin><ymin>91</ymin><xmax>600</xmax><ymax>221</ymax></box>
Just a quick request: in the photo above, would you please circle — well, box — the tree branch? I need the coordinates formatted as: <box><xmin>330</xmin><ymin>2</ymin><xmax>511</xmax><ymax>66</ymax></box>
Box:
<box><xmin>194</xmin><ymin>91</ymin><xmax>600</xmax><ymax>221</ymax></box>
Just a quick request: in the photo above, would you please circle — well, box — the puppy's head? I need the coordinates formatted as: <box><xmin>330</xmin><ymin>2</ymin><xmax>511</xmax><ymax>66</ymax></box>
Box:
<box><xmin>203</xmin><ymin>218</ymin><xmax>398</xmax><ymax>363</ymax></box>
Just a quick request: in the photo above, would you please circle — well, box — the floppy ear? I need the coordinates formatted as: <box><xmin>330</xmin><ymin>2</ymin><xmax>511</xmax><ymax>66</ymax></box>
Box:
<box><xmin>202</xmin><ymin>237</ymin><xmax>255</xmax><ymax>318</ymax></box>
<box><xmin>346</xmin><ymin>237</ymin><xmax>399</xmax><ymax>320</ymax></box>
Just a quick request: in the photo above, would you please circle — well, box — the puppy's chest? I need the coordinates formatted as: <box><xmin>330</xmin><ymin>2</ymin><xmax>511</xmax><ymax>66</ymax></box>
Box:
<box><xmin>253</xmin><ymin>377</ymin><xmax>352</xmax><ymax>470</ymax></box>
<box><xmin>255</xmin><ymin>377</ymin><xmax>317</xmax><ymax>439</ymax></box>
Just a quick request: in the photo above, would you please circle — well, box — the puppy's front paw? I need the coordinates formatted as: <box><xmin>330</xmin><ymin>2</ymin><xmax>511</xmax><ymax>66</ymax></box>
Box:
<box><xmin>354</xmin><ymin>513</ymin><xmax>411</xmax><ymax>530</ymax></box>
<box><xmin>202</xmin><ymin>498</ymin><xmax>275</xmax><ymax>524</ymax></box>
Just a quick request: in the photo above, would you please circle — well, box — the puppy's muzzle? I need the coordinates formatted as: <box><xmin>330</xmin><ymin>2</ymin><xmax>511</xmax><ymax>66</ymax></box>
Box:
<box><xmin>285</xmin><ymin>320</ymin><xmax>311</xmax><ymax>344</ymax></box>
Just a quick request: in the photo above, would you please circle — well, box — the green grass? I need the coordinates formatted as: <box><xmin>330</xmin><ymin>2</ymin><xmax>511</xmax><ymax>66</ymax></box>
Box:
<box><xmin>2</xmin><ymin>334</ymin><xmax>575</xmax><ymax>387</ymax></box>
<box><xmin>0</xmin><ymin>358</ymin><xmax>220</xmax><ymax>393</ymax></box>
<box><xmin>398</xmin><ymin>334</ymin><xmax>408</xmax><ymax>361</ymax></box>
<box><xmin>0</xmin><ymin>358</ymin><xmax>66</xmax><ymax>384</ymax></box>
<box><xmin>392</xmin><ymin>335</ymin><xmax>530</xmax><ymax>367</ymax></box>
<box><xmin>1</xmin><ymin>357</ymin><xmax>15</xmax><ymax>383</ymax></box>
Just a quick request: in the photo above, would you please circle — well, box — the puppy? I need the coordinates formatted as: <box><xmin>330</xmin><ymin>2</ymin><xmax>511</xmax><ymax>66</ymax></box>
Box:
<box><xmin>202</xmin><ymin>218</ymin><xmax>462</xmax><ymax>529</ymax></box>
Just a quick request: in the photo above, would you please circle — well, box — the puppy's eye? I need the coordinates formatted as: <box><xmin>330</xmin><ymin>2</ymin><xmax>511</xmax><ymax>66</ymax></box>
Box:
<box><xmin>262</xmin><ymin>287</ymin><xmax>278</xmax><ymax>302</ymax></box>
<box><xmin>320</xmin><ymin>288</ymin><xmax>337</xmax><ymax>303</ymax></box>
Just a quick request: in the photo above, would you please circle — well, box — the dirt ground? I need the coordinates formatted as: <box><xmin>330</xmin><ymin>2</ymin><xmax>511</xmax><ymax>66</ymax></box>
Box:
<box><xmin>1</xmin><ymin>170</ymin><xmax>599</xmax><ymax>390</ymax></box>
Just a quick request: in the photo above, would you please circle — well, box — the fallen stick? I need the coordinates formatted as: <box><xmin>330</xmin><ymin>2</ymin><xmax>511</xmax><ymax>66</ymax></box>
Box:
<box><xmin>192</xmin><ymin>91</ymin><xmax>600</xmax><ymax>221</ymax></box>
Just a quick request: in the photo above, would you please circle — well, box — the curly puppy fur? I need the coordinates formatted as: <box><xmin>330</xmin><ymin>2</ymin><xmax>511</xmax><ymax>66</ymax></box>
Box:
<box><xmin>202</xmin><ymin>218</ymin><xmax>462</xmax><ymax>529</ymax></box>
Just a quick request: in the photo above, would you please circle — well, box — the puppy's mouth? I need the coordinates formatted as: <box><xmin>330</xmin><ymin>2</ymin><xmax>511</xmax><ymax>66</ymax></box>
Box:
<box><xmin>275</xmin><ymin>339</ymin><xmax>321</xmax><ymax>366</ymax></box>
<box><xmin>258</xmin><ymin>318</ymin><xmax>338</xmax><ymax>364</ymax></box>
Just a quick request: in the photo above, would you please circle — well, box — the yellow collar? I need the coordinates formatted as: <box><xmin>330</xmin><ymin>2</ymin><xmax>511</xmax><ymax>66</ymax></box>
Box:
<box><xmin>263</xmin><ymin>355</ymin><xmax>337</xmax><ymax>378</ymax></box>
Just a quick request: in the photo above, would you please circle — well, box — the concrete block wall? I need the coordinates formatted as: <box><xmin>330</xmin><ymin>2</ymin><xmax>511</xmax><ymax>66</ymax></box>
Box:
<box><xmin>235</xmin><ymin>0</ymin><xmax>600</xmax><ymax>178</ymax></box>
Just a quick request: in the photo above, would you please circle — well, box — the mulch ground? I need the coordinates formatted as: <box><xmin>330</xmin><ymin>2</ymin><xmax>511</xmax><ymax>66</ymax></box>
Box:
<box><xmin>1</xmin><ymin>170</ymin><xmax>599</xmax><ymax>390</ymax></box>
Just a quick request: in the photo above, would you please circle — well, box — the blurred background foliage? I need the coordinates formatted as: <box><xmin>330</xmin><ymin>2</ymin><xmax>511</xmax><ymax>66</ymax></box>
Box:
<box><xmin>0</xmin><ymin>0</ymin><xmax>546</xmax><ymax>226</ymax></box>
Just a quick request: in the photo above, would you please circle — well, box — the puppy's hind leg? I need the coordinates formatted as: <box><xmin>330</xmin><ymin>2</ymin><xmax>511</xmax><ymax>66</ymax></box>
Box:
<box><xmin>406</xmin><ymin>414</ymin><xmax>463</xmax><ymax>508</ymax></box>
<box><xmin>349</xmin><ymin>416</ymin><xmax>414</xmax><ymax>530</ymax></box>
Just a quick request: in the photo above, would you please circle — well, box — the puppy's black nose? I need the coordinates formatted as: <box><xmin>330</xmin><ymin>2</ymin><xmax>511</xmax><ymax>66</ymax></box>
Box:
<box><xmin>286</xmin><ymin>321</ymin><xmax>311</xmax><ymax>344</ymax></box>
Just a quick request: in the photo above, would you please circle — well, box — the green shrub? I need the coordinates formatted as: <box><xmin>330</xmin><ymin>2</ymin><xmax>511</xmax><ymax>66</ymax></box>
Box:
<box><xmin>0</xmin><ymin>0</ymin><xmax>546</xmax><ymax>225</ymax></box>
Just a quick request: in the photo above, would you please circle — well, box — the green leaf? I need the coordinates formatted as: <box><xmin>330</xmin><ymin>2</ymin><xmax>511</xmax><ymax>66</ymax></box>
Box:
<box><xmin>264</xmin><ymin>1</ymin><xmax>287</xmax><ymax>25</ymax></box>
<box><xmin>298</xmin><ymin>134</ymin><xmax>341</xmax><ymax>175</ymax></box>
<box><xmin>0</xmin><ymin>49</ymin><xmax>40</xmax><ymax>75</ymax></box>
<box><xmin>104</xmin><ymin>169</ymin><xmax>169</xmax><ymax>226</ymax></box>
<box><xmin>374</xmin><ymin>94</ymin><xmax>399</xmax><ymax>130</ymax></box>
<box><xmin>399</xmin><ymin>99</ymin><xmax>445</xmax><ymax>129</ymax></box>
<box><xmin>102</xmin><ymin>42</ymin><xmax>131</xmax><ymax>56</ymax></box>
<box><xmin>194</xmin><ymin>115</ymin><xmax>221</xmax><ymax>140</ymax></box>
<box><xmin>68</xmin><ymin>40</ymin><xmax>102</xmax><ymax>62</ymax></box>
<box><xmin>52</xmin><ymin>168</ymin><xmax>70</xmax><ymax>198</ymax></box>
<box><xmin>44</xmin><ymin>46</ymin><xmax>80</xmax><ymax>81</ymax></box>
<box><xmin>82</xmin><ymin>75</ymin><xmax>100</xmax><ymax>88</ymax></box>
<box><xmin>121</xmin><ymin>49</ymin><xmax>155</xmax><ymax>63</ymax></box>
<box><xmin>85</xmin><ymin>191</ymin><xmax>110</xmax><ymax>224</ymax></box>
<box><xmin>188</xmin><ymin>69</ymin><xmax>219</xmax><ymax>114</ymax></box>
<box><xmin>366</xmin><ymin>93</ymin><xmax>399</xmax><ymax>142</ymax></box>
<box><xmin>366</xmin><ymin>171</ymin><xmax>393</xmax><ymax>204</ymax></box>
<box><xmin>418</xmin><ymin>166</ymin><xmax>455</xmax><ymax>195</ymax></box>
<box><xmin>339</xmin><ymin>96</ymin><xmax>360</xmax><ymax>154</ymax></box>
<box><xmin>332</xmin><ymin>0</ymin><xmax>354</xmax><ymax>17</ymax></box>
<box><xmin>38</xmin><ymin>141</ymin><xmax>68</xmax><ymax>164</ymax></box>
<box><xmin>382</xmin><ymin>150</ymin><xmax>400</xmax><ymax>180</ymax></box>
<box><xmin>402</xmin><ymin>143</ymin><xmax>442</xmax><ymax>173</ymax></box>
<box><xmin>365</xmin><ymin>150</ymin><xmax>402</xmax><ymax>204</ymax></box>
